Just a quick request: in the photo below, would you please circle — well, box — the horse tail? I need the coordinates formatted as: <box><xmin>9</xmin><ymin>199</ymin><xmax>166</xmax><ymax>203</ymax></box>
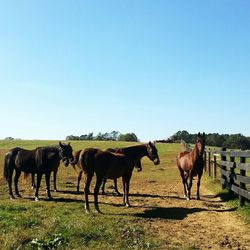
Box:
<box><xmin>3</xmin><ymin>148</ymin><xmax>20</xmax><ymax>180</ymax></box>
<box><xmin>23</xmin><ymin>172</ymin><xmax>30</xmax><ymax>182</ymax></box>
<box><xmin>3</xmin><ymin>152</ymin><xmax>10</xmax><ymax>180</ymax></box>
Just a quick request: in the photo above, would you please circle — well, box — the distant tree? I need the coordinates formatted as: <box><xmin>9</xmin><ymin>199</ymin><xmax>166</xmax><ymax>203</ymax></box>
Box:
<box><xmin>118</xmin><ymin>133</ymin><xmax>138</xmax><ymax>142</ymax></box>
<box><xmin>4</xmin><ymin>137</ymin><xmax>14</xmax><ymax>140</ymax></box>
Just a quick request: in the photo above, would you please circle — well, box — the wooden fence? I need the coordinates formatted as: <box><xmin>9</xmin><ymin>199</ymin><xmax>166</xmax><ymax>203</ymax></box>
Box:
<box><xmin>204</xmin><ymin>148</ymin><xmax>250</xmax><ymax>206</ymax></box>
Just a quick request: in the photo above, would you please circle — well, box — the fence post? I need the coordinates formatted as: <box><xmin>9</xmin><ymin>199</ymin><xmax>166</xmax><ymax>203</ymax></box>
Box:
<box><xmin>239</xmin><ymin>157</ymin><xmax>246</xmax><ymax>206</ymax></box>
<box><xmin>229</xmin><ymin>155</ymin><xmax>235</xmax><ymax>195</ymax></box>
<box><xmin>213</xmin><ymin>151</ymin><xmax>217</xmax><ymax>179</ymax></box>
<box><xmin>208</xmin><ymin>148</ymin><xmax>211</xmax><ymax>177</ymax></box>
<box><xmin>221</xmin><ymin>147</ymin><xmax>227</xmax><ymax>189</ymax></box>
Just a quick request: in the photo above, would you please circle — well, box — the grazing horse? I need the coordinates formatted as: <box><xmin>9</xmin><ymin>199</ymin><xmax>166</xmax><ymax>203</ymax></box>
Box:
<box><xmin>101</xmin><ymin>147</ymin><xmax>143</xmax><ymax>195</ymax></box>
<box><xmin>4</xmin><ymin>142</ymin><xmax>74</xmax><ymax>201</ymax></box>
<box><xmin>176</xmin><ymin>132</ymin><xmax>206</xmax><ymax>200</ymax></box>
<box><xmin>72</xmin><ymin>142</ymin><xmax>160</xmax><ymax>213</ymax></box>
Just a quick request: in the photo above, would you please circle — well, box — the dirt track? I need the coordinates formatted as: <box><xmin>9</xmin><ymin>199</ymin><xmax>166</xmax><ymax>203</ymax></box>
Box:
<box><xmin>125</xmin><ymin>177</ymin><xmax>250</xmax><ymax>249</ymax></box>
<box><xmin>101</xmin><ymin>168</ymin><xmax>250</xmax><ymax>249</ymax></box>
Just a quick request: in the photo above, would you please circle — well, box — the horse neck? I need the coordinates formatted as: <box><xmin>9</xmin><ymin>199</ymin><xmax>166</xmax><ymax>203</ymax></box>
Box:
<box><xmin>71</xmin><ymin>150</ymin><xmax>81</xmax><ymax>165</ymax></box>
<box><xmin>42</xmin><ymin>146</ymin><xmax>60</xmax><ymax>158</ymax></box>
<box><xmin>122</xmin><ymin>145</ymin><xmax>148</xmax><ymax>160</ymax></box>
<box><xmin>191</xmin><ymin>144</ymin><xmax>199</xmax><ymax>162</ymax></box>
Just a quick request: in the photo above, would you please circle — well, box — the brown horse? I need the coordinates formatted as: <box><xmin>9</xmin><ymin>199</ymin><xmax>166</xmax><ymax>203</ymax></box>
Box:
<box><xmin>71</xmin><ymin>147</ymin><xmax>143</xmax><ymax>195</ymax></box>
<box><xmin>4</xmin><ymin>142</ymin><xmax>74</xmax><ymax>201</ymax></box>
<box><xmin>176</xmin><ymin>132</ymin><xmax>205</xmax><ymax>200</ymax></box>
<box><xmin>72</xmin><ymin>142</ymin><xmax>160</xmax><ymax>213</ymax></box>
<box><xmin>102</xmin><ymin>147</ymin><xmax>142</xmax><ymax>195</ymax></box>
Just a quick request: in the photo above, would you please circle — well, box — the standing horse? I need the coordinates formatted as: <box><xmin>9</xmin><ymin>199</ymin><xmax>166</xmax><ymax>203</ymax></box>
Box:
<box><xmin>4</xmin><ymin>142</ymin><xmax>74</xmax><ymax>201</ymax></box>
<box><xmin>101</xmin><ymin>147</ymin><xmax>143</xmax><ymax>195</ymax></box>
<box><xmin>176</xmin><ymin>132</ymin><xmax>205</xmax><ymax>200</ymax></box>
<box><xmin>72</xmin><ymin>142</ymin><xmax>160</xmax><ymax>213</ymax></box>
<box><xmin>71</xmin><ymin>147</ymin><xmax>143</xmax><ymax>195</ymax></box>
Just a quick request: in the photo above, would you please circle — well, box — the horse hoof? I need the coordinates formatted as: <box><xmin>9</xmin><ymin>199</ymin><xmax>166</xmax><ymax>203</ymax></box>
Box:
<box><xmin>197</xmin><ymin>197</ymin><xmax>200</xmax><ymax>200</ymax></box>
<box><xmin>54</xmin><ymin>189</ymin><xmax>57</xmax><ymax>192</ymax></box>
<box><xmin>186</xmin><ymin>197</ymin><xmax>190</xmax><ymax>201</ymax></box>
<box><xmin>35</xmin><ymin>197</ymin><xmax>39</xmax><ymax>202</ymax></box>
<box><xmin>95</xmin><ymin>209</ymin><xmax>102</xmax><ymax>214</ymax></box>
<box><xmin>17</xmin><ymin>194</ymin><xmax>22</xmax><ymax>198</ymax></box>
<box><xmin>125</xmin><ymin>204</ymin><xmax>131</xmax><ymax>208</ymax></box>
<box><xmin>10</xmin><ymin>196</ymin><xmax>15</xmax><ymax>200</ymax></box>
<box><xmin>46</xmin><ymin>197</ymin><xmax>53</xmax><ymax>201</ymax></box>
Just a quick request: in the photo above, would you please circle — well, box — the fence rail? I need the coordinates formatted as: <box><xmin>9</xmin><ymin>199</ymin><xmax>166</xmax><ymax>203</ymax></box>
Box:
<box><xmin>204</xmin><ymin>148</ymin><xmax>250</xmax><ymax>206</ymax></box>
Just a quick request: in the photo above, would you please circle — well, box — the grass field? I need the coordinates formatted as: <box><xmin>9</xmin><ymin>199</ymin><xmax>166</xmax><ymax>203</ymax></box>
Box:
<box><xmin>0</xmin><ymin>140</ymin><xmax>249</xmax><ymax>250</ymax></box>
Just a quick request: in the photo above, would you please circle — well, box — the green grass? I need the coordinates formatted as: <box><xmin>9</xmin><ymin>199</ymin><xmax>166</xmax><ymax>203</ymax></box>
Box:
<box><xmin>0</xmin><ymin>140</ymin><xmax>249</xmax><ymax>249</ymax></box>
<box><xmin>0</xmin><ymin>140</ymin><xmax>171</xmax><ymax>250</ymax></box>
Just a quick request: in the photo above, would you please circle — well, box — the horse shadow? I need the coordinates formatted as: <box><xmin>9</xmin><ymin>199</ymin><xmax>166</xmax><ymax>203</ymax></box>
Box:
<box><xmin>134</xmin><ymin>206</ymin><xmax>237</xmax><ymax>220</ymax></box>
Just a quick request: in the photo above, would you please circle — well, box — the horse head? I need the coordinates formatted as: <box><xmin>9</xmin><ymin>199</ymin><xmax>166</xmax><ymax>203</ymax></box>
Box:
<box><xmin>59</xmin><ymin>141</ymin><xmax>74</xmax><ymax>166</ymax></box>
<box><xmin>146</xmin><ymin>141</ymin><xmax>160</xmax><ymax>165</ymax></box>
<box><xmin>196</xmin><ymin>132</ymin><xmax>206</xmax><ymax>156</ymax></box>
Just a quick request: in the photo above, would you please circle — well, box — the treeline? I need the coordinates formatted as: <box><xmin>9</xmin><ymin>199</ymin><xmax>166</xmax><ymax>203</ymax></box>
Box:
<box><xmin>167</xmin><ymin>131</ymin><xmax>250</xmax><ymax>150</ymax></box>
<box><xmin>66</xmin><ymin>131</ymin><xmax>138</xmax><ymax>142</ymax></box>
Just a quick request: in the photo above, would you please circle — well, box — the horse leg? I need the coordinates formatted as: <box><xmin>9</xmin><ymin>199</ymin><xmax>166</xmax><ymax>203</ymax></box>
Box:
<box><xmin>114</xmin><ymin>179</ymin><xmax>121</xmax><ymax>196</ymax></box>
<box><xmin>94</xmin><ymin>175</ymin><xmax>103</xmax><ymax>213</ymax></box>
<box><xmin>122</xmin><ymin>175</ymin><xmax>131</xmax><ymax>207</ymax></box>
<box><xmin>197</xmin><ymin>173</ymin><xmax>202</xmax><ymax>200</ymax></box>
<box><xmin>45</xmin><ymin>173</ymin><xmax>53</xmax><ymax>200</ymax></box>
<box><xmin>53</xmin><ymin>169</ymin><xmax>58</xmax><ymax>192</ymax></box>
<box><xmin>14</xmin><ymin>170</ymin><xmax>22</xmax><ymax>198</ymax></box>
<box><xmin>31</xmin><ymin>173</ymin><xmax>36</xmax><ymax>190</ymax></box>
<box><xmin>35</xmin><ymin>173</ymin><xmax>42</xmax><ymax>201</ymax></box>
<box><xmin>7</xmin><ymin>167</ymin><xmax>15</xmax><ymax>199</ymax></box>
<box><xmin>179</xmin><ymin>168</ymin><xmax>187</xmax><ymax>198</ymax></box>
<box><xmin>187</xmin><ymin>175</ymin><xmax>193</xmax><ymax>200</ymax></box>
<box><xmin>101</xmin><ymin>177</ymin><xmax>107</xmax><ymax>195</ymax></box>
<box><xmin>84</xmin><ymin>172</ymin><xmax>94</xmax><ymax>213</ymax></box>
<box><xmin>77</xmin><ymin>170</ymin><xmax>83</xmax><ymax>193</ymax></box>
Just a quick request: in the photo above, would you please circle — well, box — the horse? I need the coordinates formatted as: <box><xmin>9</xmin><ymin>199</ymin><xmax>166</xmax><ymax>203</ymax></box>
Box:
<box><xmin>176</xmin><ymin>132</ymin><xmax>206</xmax><ymax>200</ymax></box>
<box><xmin>71</xmin><ymin>148</ymin><xmax>142</xmax><ymax>195</ymax></box>
<box><xmin>72</xmin><ymin>142</ymin><xmax>160</xmax><ymax>213</ymax></box>
<box><xmin>101</xmin><ymin>147</ymin><xmax>143</xmax><ymax>196</ymax></box>
<box><xmin>4</xmin><ymin>142</ymin><xmax>74</xmax><ymax>201</ymax></box>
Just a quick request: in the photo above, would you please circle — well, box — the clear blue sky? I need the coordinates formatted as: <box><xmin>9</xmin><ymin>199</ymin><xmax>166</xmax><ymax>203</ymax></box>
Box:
<box><xmin>0</xmin><ymin>1</ymin><xmax>249</xmax><ymax>142</ymax></box>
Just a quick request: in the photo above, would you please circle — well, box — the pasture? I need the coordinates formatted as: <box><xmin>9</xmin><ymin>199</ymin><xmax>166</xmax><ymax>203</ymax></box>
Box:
<box><xmin>0</xmin><ymin>140</ymin><xmax>249</xmax><ymax>249</ymax></box>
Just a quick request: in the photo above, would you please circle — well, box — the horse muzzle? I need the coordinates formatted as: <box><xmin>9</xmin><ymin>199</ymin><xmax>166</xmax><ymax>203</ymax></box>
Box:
<box><xmin>153</xmin><ymin>158</ymin><xmax>160</xmax><ymax>165</ymax></box>
<box><xmin>62</xmin><ymin>158</ymin><xmax>70</xmax><ymax>167</ymax></box>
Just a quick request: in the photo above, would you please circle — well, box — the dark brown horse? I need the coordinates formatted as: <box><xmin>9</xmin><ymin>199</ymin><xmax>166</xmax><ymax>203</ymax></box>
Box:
<box><xmin>71</xmin><ymin>147</ymin><xmax>142</xmax><ymax>195</ymax></box>
<box><xmin>176</xmin><ymin>132</ymin><xmax>205</xmax><ymax>200</ymax></box>
<box><xmin>101</xmin><ymin>147</ymin><xmax>142</xmax><ymax>195</ymax></box>
<box><xmin>72</xmin><ymin>142</ymin><xmax>160</xmax><ymax>213</ymax></box>
<box><xmin>4</xmin><ymin>142</ymin><xmax>74</xmax><ymax>201</ymax></box>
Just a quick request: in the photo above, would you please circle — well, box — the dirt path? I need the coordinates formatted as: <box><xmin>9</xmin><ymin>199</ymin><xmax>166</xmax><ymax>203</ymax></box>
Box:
<box><xmin>125</xmin><ymin>177</ymin><xmax>250</xmax><ymax>250</ymax></box>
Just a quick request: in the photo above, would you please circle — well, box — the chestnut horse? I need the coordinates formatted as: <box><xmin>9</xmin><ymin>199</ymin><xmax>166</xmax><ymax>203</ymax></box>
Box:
<box><xmin>176</xmin><ymin>132</ymin><xmax>205</xmax><ymax>200</ymax></box>
<box><xmin>72</xmin><ymin>142</ymin><xmax>160</xmax><ymax>213</ymax></box>
<box><xmin>4</xmin><ymin>142</ymin><xmax>74</xmax><ymax>201</ymax></box>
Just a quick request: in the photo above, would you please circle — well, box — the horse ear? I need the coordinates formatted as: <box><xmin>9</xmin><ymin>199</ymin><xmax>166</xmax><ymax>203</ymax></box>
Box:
<box><xmin>59</xmin><ymin>141</ymin><xmax>63</xmax><ymax>147</ymax></box>
<box><xmin>149</xmin><ymin>141</ymin><xmax>152</xmax><ymax>146</ymax></box>
<box><xmin>203</xmin><ymin>132</ymin><xmax>205</xmax><ymax>136</ymax></box>
<box><xmin>68</xmin><ymin>142</ymin><xmax>71</xmax><ymax>146</ymax></box>
<box><xmin>198</xmin><ymin>132</ymin><xmax>201</xmax><ymax>136</ymax></box>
